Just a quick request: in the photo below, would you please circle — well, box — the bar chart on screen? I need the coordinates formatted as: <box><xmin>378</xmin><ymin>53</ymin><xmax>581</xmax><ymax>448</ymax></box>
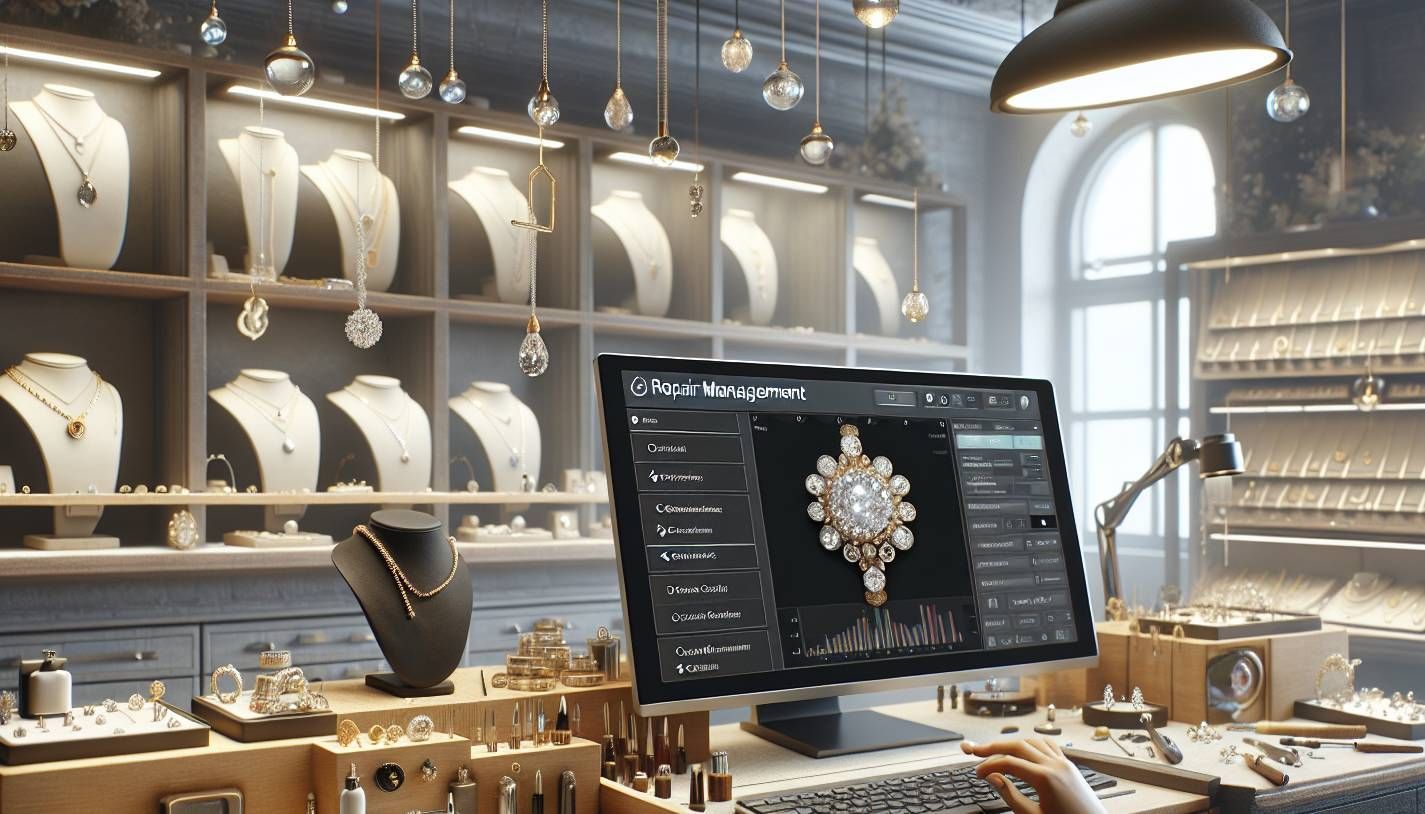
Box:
<box><xmin>780</xmin><ymin>598</ymin><xmax>976</xmax><ymax>667</ymax></box>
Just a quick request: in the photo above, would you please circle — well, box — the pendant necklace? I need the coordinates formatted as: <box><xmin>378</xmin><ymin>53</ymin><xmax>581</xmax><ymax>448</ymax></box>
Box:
<box><xmin>345</xmin><ymin>4</ymin><xmax>385</xmax><ymax>349</ymax></box>
<box><xmin>323</xmin><ymin>160</ymin><xmax>389</xmax><ymax>275</ymax></box>
<box><xmin>617</xmin><ymin>213</ymin><xmax>663</xmax><ymax>280</ymax></box>
<box><xmin>31</xmin><ymin>98</ymin><xmax>108</xmax><ymax>208</ymax></box>
<box><xmin>353</xmin><ymin>524</ymin><xmax>459</xmax><ymax>619</ymax></box>
<box><xmin>239</xmin><ymin>137</ymin><xmax>280</xmax><ymax>277</ymax></box>
<box><xmin>226</xmin><ymin>381</ymin><xmax>300</xmax><ymax>453</ymax></box>
<box><xmin>344</xmin><ymin>385</ymin><xmax>413</xmax><ymax>463</ymax></box>
<box><xmin>4</xmin><ymin>367</ymin><xmax>106</xmax><ymax>439</ymax></box>
<box><xmin>461</xmin><ymin>394</ymin><xmax>526</xmax><ymax>470</ymax></box>
<box><xmin>461</xmin><ymin>178</ymin><xmax>527</xmax><ymax>290</ymax></box>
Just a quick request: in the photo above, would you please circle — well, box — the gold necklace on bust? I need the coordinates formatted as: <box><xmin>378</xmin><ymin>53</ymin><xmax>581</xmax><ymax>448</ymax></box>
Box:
<box><xmin>354</xmin><ymin>524</ymin><xmax>459</xmax><ymax>619</ymax></box>
<box><xmin>4</xmin><ymin>367</ymin><xmax>106</xmax><ymax>439</ymax></box>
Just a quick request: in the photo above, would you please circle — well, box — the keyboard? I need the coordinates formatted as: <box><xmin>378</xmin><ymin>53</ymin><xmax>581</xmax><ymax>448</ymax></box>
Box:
<box><xmin>736</xmin><ymin>763</ymin><xmax>1117</xmax><ymax>814</ymax></box>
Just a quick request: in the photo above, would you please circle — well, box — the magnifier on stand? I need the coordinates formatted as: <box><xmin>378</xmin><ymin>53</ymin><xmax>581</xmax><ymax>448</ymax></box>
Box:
<box><xmin>1095</xmin><ymin>434</ymin><xmax>1244</xmax><ymax>619</ymax></box>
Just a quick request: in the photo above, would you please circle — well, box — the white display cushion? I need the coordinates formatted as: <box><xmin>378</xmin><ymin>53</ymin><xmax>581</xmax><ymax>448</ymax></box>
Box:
<box><xmin>222</xmin><ymin>530</ymin><xmax>334</xmax><ymax>548</ymax></box>
<box><xmin>0</xmin><ymin>701</ymin><xmax>209</xmax><ymax>765</ymax></box>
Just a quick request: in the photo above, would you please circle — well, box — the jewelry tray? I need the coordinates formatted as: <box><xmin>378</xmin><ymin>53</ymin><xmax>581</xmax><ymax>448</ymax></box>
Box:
<box><xmin>1134</xmin><ymin>608</ymin><xmax>1322</xmax><ymax>640</ymax></box>
<box><xmin>190</xmin><ymin>692</ymin><xmax>337</xmax><ymax>743</ymax></box>
<box><xmin>1294</xmin><ymin>699</ymin><xmax>1425</xmax><ymax>741</ymax></box>
<box><xmin>0</xmin><ymin>701</ymin><xmax>209</xmax><ymax>765</ymax></box>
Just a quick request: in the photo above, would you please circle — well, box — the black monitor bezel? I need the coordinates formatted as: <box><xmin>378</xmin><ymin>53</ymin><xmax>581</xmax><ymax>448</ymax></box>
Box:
<box><xmin>595</xmin><ymin>354</ymin><xmax>1099</xmax><ymax>714</ymax></box>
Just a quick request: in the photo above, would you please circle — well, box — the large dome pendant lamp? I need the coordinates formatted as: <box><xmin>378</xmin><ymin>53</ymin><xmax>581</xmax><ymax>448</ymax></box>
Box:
<box><xmin>990</xmin><ymin>0</ymin><xmax>1291</xmax><ymax>114</ymax></box>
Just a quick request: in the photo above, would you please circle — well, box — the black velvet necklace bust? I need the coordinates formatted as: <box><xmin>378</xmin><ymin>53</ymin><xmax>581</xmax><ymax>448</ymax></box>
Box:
<box><xmin>332</xmin><ymin>509</ymin><xmax>472</xmax><ymax>696</ymax></box>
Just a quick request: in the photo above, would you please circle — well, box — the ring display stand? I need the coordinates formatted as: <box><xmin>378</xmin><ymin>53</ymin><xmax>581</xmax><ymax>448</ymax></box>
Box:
<box><xmin>190</xmin><ymin>692</ymin><xmax>337</xmax><ymax>743</ymax></box>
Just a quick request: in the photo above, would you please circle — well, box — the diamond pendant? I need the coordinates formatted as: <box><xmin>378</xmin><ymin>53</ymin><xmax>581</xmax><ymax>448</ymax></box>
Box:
<box><xmin>74</xmin><ymin>137</ymin><xmax>85</xmax><ymax>155</ymax></box>
<box><xmin>77</xmin><ymin>176</ymin><xmax>97</xmax><ymax>208</ymax></box>
<box><xmin>66</xmin><ymin>420</ymin><xmax>86</xmax><ymax>440</ymax></box>
<box><xmin>282</xmin><ymin>436</ymin><xmax>296</xmax><ymax>453</ymax></box>
<box><xmin>346</xmin><ymin>307</ymin><xmax>384</xmax><ymax>349</ymax></box>
<box><xmin>509</xmin><ymin>452</ymin><xmax>521</xmax><ymax>469</ymax></box>
<box><xmin>0</xmin><ymin>128</ymin><xmax>17</xmax><ymax>152</ymax></box>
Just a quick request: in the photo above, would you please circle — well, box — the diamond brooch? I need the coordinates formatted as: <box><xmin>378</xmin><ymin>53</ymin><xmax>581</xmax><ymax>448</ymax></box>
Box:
<box><xmin>805</xmin><ymin>423</ymin><xmax>915</xmax><ymax>607</ymax></box>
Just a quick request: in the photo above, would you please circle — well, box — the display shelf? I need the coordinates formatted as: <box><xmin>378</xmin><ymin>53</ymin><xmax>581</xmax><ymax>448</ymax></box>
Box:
<box><xmin>0</xmin><ymin>262</ymin><xmax>193</xmax><ymax>298</ymax></box>
<box><xmin>0</xmin><ymin>538</ymin><xmax>614</xmax><ymax>579</ymax></box>
<box><xmin>0</xmin><ymin>490</ymin><xmax>605</xmax><ymax>508</ymax></box>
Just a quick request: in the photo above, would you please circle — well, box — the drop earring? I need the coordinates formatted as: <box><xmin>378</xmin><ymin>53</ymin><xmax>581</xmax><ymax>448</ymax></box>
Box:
<box><xmin>438</xmin><ymin>0</ymin><xmax>466</xmax><ymax>103</ymax></box>
<box><xmin>527</xmin><ymin>0</ymin><xmax>560</xmax><ymax>127</ymax></box>
<box><xmin>265</xmin><ymin>0</ymin><xmax>316</xmax><ymax>96</ymax></box>
<box><xmin>399</xmin><ymin>0</ymin><xmax>433</xmax><ymax>99</ymax></box>
<box><xmin>900</xmin><ymin>189</ymin><xmax>929</xmax><ymax>323</ymax></box>
<box><xmin>799</xmin><ymin>0</ymin><xmax>833</xmax><ymax>165</ymax></box>
<box><xmin>0</xmin><ymin>43</ymin><xmax>16</xmax><ymax>153</ymax></box>
<box><xmin>763</xmin><ymin>0</ymin><xmax>804</xmax><ymax>110</ymax></box>
<box><xmin>200</xmin><ymin>0</ymin><xmax>228</xmax><ymax>46</ymax></box>
<box><xmin>604</xmin><ymin>0</ymin><xmax>633</xmax><ymax>130</ymax></box>
<box><xmin>649</xmin><ymin>0</ymin><xmax>680</xmax><ymax>165</ymax></box>
<box><xmin>720</xmin><ymin>0</ymin><xmax>753</xmax><ymax>73</ymax></box>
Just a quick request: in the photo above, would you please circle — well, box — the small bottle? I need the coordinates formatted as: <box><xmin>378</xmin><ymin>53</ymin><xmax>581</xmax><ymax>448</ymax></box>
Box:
<box><xmin>449</xmin><ymin>765</ymin><xmax>477</xmax><ymax>814</ymax></box>
<box><xmin>631</xmin><ymin>771</ymin><xmax>650</xmax><ymax>793</ymax></box>
<box><xmin>28</xmin><ymin>650</ymin><xmax>72</xmax><ymax>717</ymax></box>
<box><xmin>654</xmin><ymin>764</ymin><xmax>673</xmax><ymax>799</ymax></box>
<box><xmin>340</xmin><ymin>763</ymin><xmax>366</xmax><ymax>814</ymax></box>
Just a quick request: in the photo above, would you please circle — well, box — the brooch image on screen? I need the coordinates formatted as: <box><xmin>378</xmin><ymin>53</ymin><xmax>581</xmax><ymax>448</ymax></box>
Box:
<box><xmin>805</xmin><ymin>423</ymin><xmax>916</xmax><ymax>607</ymax></box>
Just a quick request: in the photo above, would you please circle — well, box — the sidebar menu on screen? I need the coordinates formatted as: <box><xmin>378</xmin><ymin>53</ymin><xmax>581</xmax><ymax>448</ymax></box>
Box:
<box><xmin>626</xmin><ymin>409</ymin><xmax>776</xmax><ymax>682</ymax></box>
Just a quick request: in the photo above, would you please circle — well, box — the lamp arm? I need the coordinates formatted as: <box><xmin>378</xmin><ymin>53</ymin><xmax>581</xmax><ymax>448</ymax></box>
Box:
<box><xmin>1094</xmin><ymin>437</ymin><xmax>1200</xmax><ymax>612</ymax></box>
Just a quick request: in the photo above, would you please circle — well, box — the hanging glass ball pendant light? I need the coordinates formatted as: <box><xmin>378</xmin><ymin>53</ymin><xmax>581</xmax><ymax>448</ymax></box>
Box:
<box><xmin>398</xmin><ymin>0</ymin><xmax>434</xmax><ymax>99</ymax></box>
<box><xmin>527</xmin><ymin>0</ymin><xmax>561</xmax><ymax>127</ymax></box>
<box><xmin>604</xmin><ymin>0</ymin><xmax>634</xmax><ymax>130</ymax></box>
<box><xmin>852</xmin><ymin>0</ymin><xmax>899</xmax><ymax>29</ymax></box>
<box><xmin>265</xmin><ymin>0</ymin><xmax>316</xmax><ymax>96</ymax></box>
<box><xmin>1265</xmin><ymin>0</ymin><xmax>1308</xmax><ymax>122</ymax></box>
<box><xmin>900</xmin><ymin>190</ymin><xmax>930</xmax><ymax>324</ymax></box>
<box><xmin>799</xmin><ymin>0</ymin><xmax>833</xmax><ymax>165</ymax></box>
<box><xmin>332</xmin><ymin>0</ymin><xmax>349</xmax><ymax>14</ymax></box>
<box><xmin>438</xmin><ymin>0</ymin><xmax>467</xmax><ymax>103</ymax></box>
<box><xmin>199</xmin><ymin>0</ymin><xmax>228</xmax><ymax>46</ymax></box>
<box><xmin>763</xmin><ymin>0</ymin><xmax>804</xmax><ymax>110</ymax></box>
<box><xmin>721</xmin><ymin>0</ymin><xmax>754</xmax><ymax>73</ymax></box>
<box><xmin>649</xmin><ymin>0</ymin><xmax>680</xmax><ymax>165</ymax></box>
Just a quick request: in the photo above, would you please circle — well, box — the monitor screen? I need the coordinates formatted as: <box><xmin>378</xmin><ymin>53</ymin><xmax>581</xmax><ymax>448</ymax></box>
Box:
<box><xmin>595</xmin><ymin>355</ymin><xmax>1098</xmax><ymax>714</ymax></box>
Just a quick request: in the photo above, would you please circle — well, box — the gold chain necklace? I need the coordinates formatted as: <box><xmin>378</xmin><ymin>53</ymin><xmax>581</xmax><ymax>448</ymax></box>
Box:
<box><xmin>4</xmin><ymin>367</ymin><xmax>105</xmax><ymax>439</ymax></box>
<box><xmin>353</xmin><ymin>524</ymin><xmax>459</xmax><ymax>619</ymax></box>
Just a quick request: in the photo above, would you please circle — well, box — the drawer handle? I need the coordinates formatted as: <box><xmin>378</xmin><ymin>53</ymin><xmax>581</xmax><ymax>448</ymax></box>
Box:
<box><xmin>247</xmin><ymin>641</ymin><xmax>278</xmax><ymax>653</ymax></box>
<box><xmin>349</xmin><ymin>632</ymin><xmax>376</xmax><ymax>643</ymax></box>
<box><xmin>295</xmin><ymin>633</ymin><xmax>329</xmax><ymax>646</ymax></box>
<box><xmin>502</xmin><ymin>624</ymin><xmax>522</xmax><ymax>635</ymax></box>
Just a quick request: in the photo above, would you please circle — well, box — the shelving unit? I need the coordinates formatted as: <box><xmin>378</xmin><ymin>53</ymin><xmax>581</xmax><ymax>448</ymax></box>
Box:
<box><xmin>1172</xmin><ymin>216</ymin><xmax>1425</xmax><ymax>689</ymax></box>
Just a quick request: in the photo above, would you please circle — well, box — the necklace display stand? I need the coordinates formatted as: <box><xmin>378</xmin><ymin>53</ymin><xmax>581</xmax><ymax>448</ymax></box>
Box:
<box><xmin>301</xmin><ymin>149</ymin><xmax>399</xmax><ymax>293</ymax></box>
<box><xmin>327</xmin><ymin>375</ymin><xmax>431</xmax><ymax>493</ymax></box>
<box><xmin>852</xmin><ymin>237</ymin><xmax>901</xmax><ymax>335</ymax></box>
<box><xmin>209</xmin><ymin>369</ymin><xmax>330</xmax><ymax>547</ymax></box>
<box><xmin>332</xmin><ymin>509</ymin><xmax>471</xmax><ymax>695</ymax></box>
<box><xmin>8</xmin><ymin>84</ymin><xmax>129</xmax><ymax>270</ymax></box>
<box><xmin>592</xmin><ymin>190</ymin><xmax>673</xmax><ymax>317</ymax></box>
<box><xmin>217</xmin><ymin>126</ymin><xmax>299</xmax><ymax>279</ymax></box>
<box><xmin>720</xmin><ymin>209</ymin><xmax>778</xmax><ymax>326</ymax></box>
<box><xmin>0</xmin><ymin>353</ymin><xmax>121</xmax><ymax>550</ymax></box>
<box><xmin>449</xmin><ymin>166</ymin><xmax>533</xmax><ymax>304</ymax></box>
<box><xmin>448</xmin><ymin>381</ymin><xmax>541</xmax><ymax>494</ymax></box>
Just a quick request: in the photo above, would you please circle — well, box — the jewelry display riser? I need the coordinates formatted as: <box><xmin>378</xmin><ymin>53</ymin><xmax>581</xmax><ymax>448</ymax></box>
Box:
<box><xmin>1172</xmin><ymin>216</ymin><xmax>1425</xmax><ymax>692</ymax></box>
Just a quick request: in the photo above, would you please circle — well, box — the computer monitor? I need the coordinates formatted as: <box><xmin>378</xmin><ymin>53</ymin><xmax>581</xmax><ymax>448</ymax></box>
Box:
<box><xmin>595</xmin><ymin>355</ymin><xmax>1098</xmax><ymax>757</ymax></box>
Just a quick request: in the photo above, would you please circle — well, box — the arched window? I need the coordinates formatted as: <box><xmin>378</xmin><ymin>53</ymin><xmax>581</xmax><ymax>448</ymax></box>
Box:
<box><xmin>1060</xmin><ymin>123</ymin><xmax>1215</xmax><ymax>603</ymax></box>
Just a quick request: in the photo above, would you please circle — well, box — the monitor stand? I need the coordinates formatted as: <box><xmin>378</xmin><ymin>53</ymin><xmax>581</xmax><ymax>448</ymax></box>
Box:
<box><xmin>740</xmin><ymin>696</ymin><xmax>962</xmax><ymax>759</ymax></box>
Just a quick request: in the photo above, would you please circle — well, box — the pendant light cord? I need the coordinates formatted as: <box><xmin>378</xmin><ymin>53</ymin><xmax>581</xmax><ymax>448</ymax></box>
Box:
<box><xmin>813</xmin><ymin>0</ymin><xmax>821</xmax><ymax>122</ymax></box>
<box><xmin>779</xmin><ymin>0</ymin><xmax>787</xmax><ymax>63</ymax></box>
<box><xmin>374</xmin><ymin>0</ymin><xmax>382</xmax><ymax>173</ymax></box>
<box><xmin>286</xmin><ymin>0</ymin><xmax>294</xmax><ymax>38</ymax></box>
<box><xmin>1283</xmin><ymin>0</ymin><xmax>1292</xmax><ymax>81</ymax></box>
<box><xmin>694</xmin><ymin>0</ymin><xmax>702</xmax><ymax>165</ymax></box>
<box><xmin>2</xmin><ymin>40</ymin><xmax>8</xmax><ymax>131</ymax></box>
<box><xmin>734</xmin><ymin>0</ymin><xmax>740</xmax><ymax>31</ymax></box>
<box><xmin>657</xmin><ymin>0</ymin><xmax>669</xmax><ymax>131</ymax></box>
<box><xmin>911</xmin><ymin>188</ymin><xmax>920</xmax><ymax>290</ymax></box>
<box><xmin>1339</xmin><ymin>0</ymin><xmax>1346</xmax><ymax>191</ymax></box>
<box><xmin>615</xmin><ymin>0</ymin><xmax>622</xmax><ymax>87</ymax></box>
<box><xmin>410</xmin><ymin>0</ymin><xmax>420</xmax><ymax>58</ymax></box>
<box><xmin>541</xmin><ymin>0</ymin><xmax>550</xmax><ymax>83</ymax></box>
<box><xmin>448</xmin><ymin>0</ymin><xmax>455</xmax><ymax>70</ymax></box>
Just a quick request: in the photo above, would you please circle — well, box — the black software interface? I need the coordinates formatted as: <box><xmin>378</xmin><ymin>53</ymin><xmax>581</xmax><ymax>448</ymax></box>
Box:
<box><xmin>598</xmin><ymin>357</ymin><xmax>1095</xmax><ymax>705</ymax></box>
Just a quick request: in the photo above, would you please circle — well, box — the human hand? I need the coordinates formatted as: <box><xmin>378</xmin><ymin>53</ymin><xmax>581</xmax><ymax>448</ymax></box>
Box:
<box><xmin>960</xmin><ymin>738</ymin><xmax>1106</xmax><ymax>814</ymax></box>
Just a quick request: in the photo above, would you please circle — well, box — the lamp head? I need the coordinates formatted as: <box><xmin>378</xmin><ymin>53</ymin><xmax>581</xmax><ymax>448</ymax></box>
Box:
<box><xmin>1197</xmin><ymin>433</ymin><xmax>1244</xmax><ymax>478</ymax></box>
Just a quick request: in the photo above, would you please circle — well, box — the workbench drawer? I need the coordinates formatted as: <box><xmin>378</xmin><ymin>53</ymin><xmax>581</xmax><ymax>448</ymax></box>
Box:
<box><xmin>203</xmin><ymin>615</ymin><xmax>391</xmax><ymax>673</ymax></box>
<box><xmin>0</xmin><ymin>626</ymin><xmax>199</xmax><ymax>684</ymax></box>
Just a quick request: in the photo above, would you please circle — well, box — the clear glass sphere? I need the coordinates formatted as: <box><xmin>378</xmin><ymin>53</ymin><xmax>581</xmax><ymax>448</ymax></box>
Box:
<box><xmin>0</xmin><ymin>128</ymin><xmax>17</xmax><ymax>153</ymax></box>
<box><xmin>1266</xmin><ymin>79</ymin><xmax>1310</xmax><ymax>123</ymax></box>
<box><xmin>649</xmin><ymin>134</ymin><xmax>681</xmax><ymax>166</ymax></box>
<box><xmin>519</xmin><ymin>330</ymin><xmax>550</xmax><ymax>377</ymax></box>
<box><xmin>852</xmin><ymin>0</ymin><xmax>899</xmax><ymax>28</ymax></box>
<box><xmin>1070</xmin><ymin>112</ymin><xmax>1092</xmax><ymax>138</ymax></box>
<box><xmin>199</xmin><ymin>12</ymin><xmax>228</xmax><ymax>46</ymax></box>
<box><xmin>398</xmin><ymin>59</ymin><xmax>434</xmax><ymax>99</ymax></box>
<box><xmin>331</xmin><ymin>0</ymin><xmax>349</xmax><ymax>12</ymax></box>
<box><xmin>265</xmin><ymin>39</ymin><xmax>316</xmax><ymax>97</ymax></box>
<box><xmin>527</xmin><ymin>82</ymin><xmax>561</xmax><ymax>127</ymax></box>
<box><xmin>762</xmin><ymin>63</ymin><xmax>804</xmax><ymax>111</ymax></box>
<box><xmin>799</xmin><ymin>126</ymin><xmax>834</xmax><ymax>165</ymax></box>
<box><xmin>901</xmin><ymin>289</ymin><xmax>929</xmax><ymax>323</ymax></box>
<box><xmin>1353</xmin><ymin>371</ymin><xmax>1384</xmax><ymax>411</ymax></box>
<box><xmin>604</xmin><ymin>86</ymin><xmax>634</xmax><ymax>131</ymax></box>
<box><xmin>721</xmin><ymin>29</ymin><xmax>754</xmax><ymax>73</ymax></box>
<box><xmin>438</xmin><ymin>71</ymin><xmax>467</xmax><ymax>104</ymax></box>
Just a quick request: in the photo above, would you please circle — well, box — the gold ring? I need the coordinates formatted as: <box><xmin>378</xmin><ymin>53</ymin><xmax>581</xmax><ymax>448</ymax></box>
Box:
<box><xmin>211</xmin><ymin>664</ymin><xmax>243</xmax><ymax>704</ymax></box>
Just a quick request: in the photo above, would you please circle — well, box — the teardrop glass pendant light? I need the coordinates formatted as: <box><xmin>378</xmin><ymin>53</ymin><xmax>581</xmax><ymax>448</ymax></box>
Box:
<box><xmin>527</xmin><ymin>0</ymin><xmax>560</xmax><ymax>127</ymax></box>
<box><xmin>604</xmin><ymin>0</ymin><xmax>634</xmax><ymax>130</ymax></box>
<box><xmin>398</xmin><ymin>0</ymin><xmax>434</xmax><ymax>99</ymax></box>
<box><xmin>200</xmin><ymin>0</ymin><xmax>228</xmax><ymax>46</ymax></box>
<box><xmin>1070</xmin><ymin>111</ymin><xmax>1092</xmax><ymax>137</ymax></box>
<box><xmin>852</xmin><ymin>0</ymin><xmax>898</xmax><ymax>29</ymax></box>
<box><xmin>438</xmin><ymin>0</ymin><xmax>467</xmax><ymax>103</ymax></box>
<box><xmin>799</xmin><ymin>0</ymin><xmax>834</xmax><ymax>165</ymax></box>
<box><xmin>648</xmin><ymin>0</ymin><xmax>680</xmax><ymax>165</ymax></box>
<box><xmin>1266</xmin><ymin>0</ymin><xmax>1309</xmax><ymax>122</ymax></box>
<box><xmin>721</xmin><ymin>0</ymin><xmax>754</xmax><ymax>73</ymax></box>
<box><xmin>900</xmin><ymin>189</ymin><xmax>929</xmax><ymax>324</ymax></box>
<box><xmin>763</xmin><ymin>0</ymin><xmax>804</xmax><ymax>110</ymax></box>
<box><xmin>265</xmin><ymin>0</ymin><xmax>316</xmax><ymax>96</ymax></box>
